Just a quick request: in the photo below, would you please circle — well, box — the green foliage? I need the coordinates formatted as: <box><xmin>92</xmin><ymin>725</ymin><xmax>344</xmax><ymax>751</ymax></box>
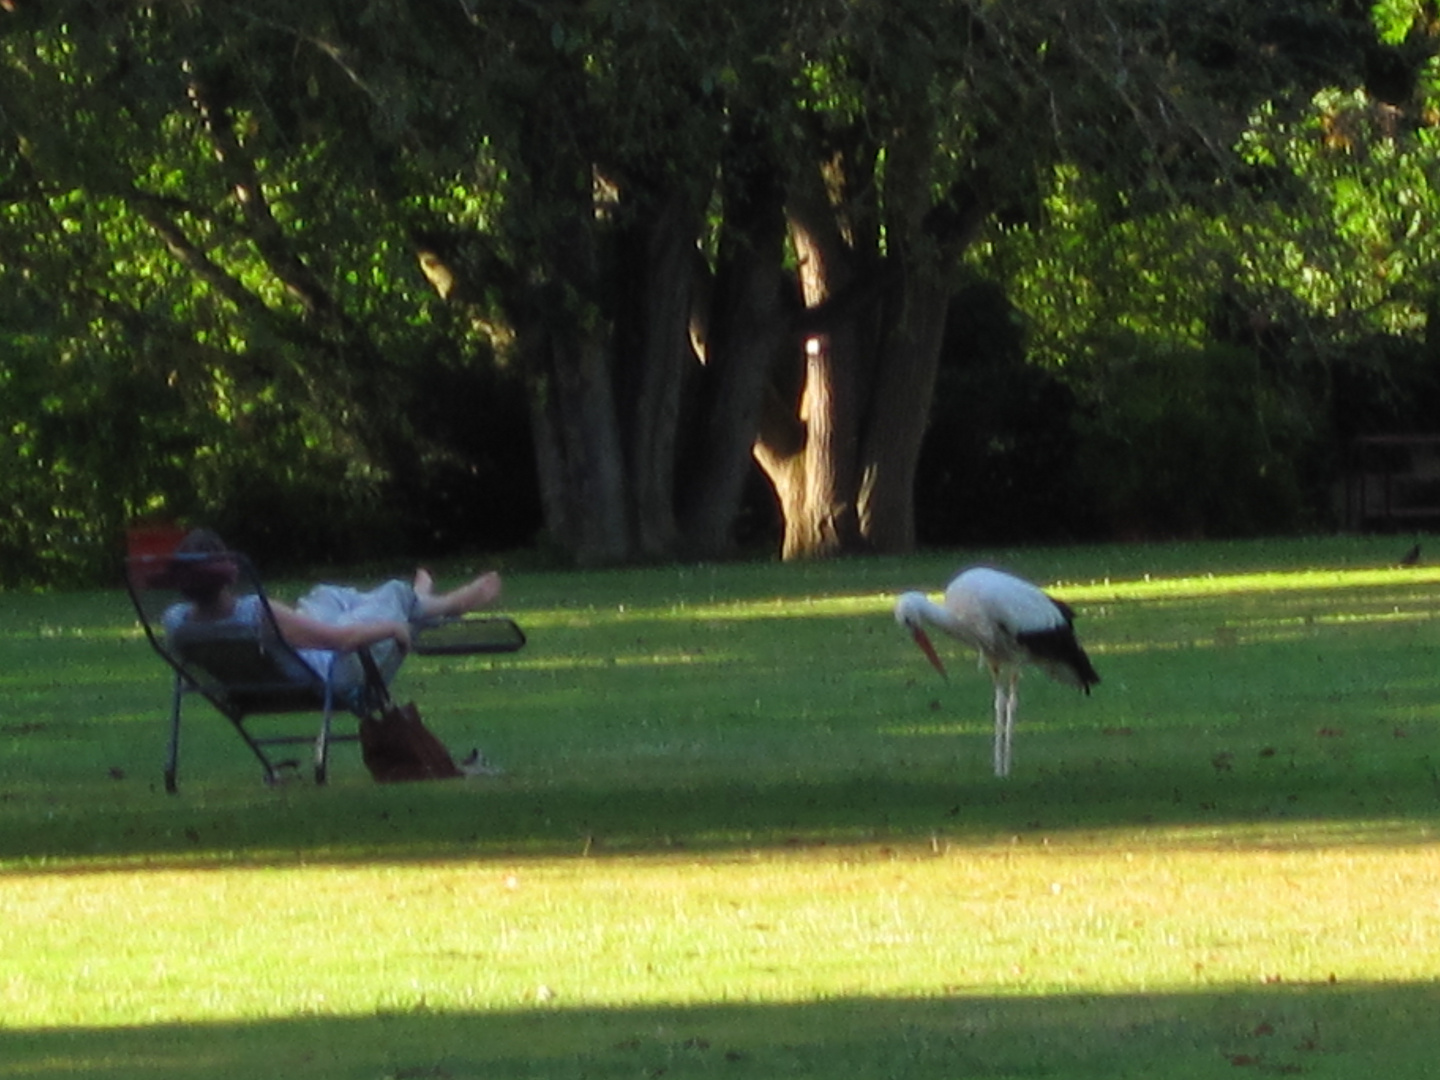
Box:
<box><xmin>0</xmin><ymin>1</ymin><xmax>548</xmax><ymax>582</ymax></box>
<box><xmin>1371</xmin><ymin>0</ymin><xmax>1433</xmax><ymax>45</ymax></box>
<box><xmin>985</xmin><ymin>165</ymin><xmax>1224</xmax><ymax>372</ymax></box>
<box><xmin>971</xmin><ymin>8</ymin><xmax>1440</xmax><ymax>540</ymax></box>
<box><xmin>1235</xmin><ymin>87</ymin><xmax>1440</xmax><ymax>333</ymax></box>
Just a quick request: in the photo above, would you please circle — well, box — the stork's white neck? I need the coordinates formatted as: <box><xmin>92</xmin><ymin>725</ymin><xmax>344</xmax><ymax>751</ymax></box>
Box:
<box><xmin>895</xmin><ymin>589</ymin><xmax>994</xmax><ymax>655</ymax></box>
<box><xmin>895</xmin><ymin>591</ymin><xmax>961</xmax><ymax>633</ymax></box>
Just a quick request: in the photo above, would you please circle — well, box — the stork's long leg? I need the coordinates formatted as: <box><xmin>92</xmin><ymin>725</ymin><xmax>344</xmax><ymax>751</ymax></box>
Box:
<box><xmin>991</xmin><ymin>672</ymin><xmax>1007</xmax><ymax>777</ymax></box>
<box><xmin>1000</xmin><ymin>670</ymin><xmax>1020</xmax><ymax>777</ymax></box>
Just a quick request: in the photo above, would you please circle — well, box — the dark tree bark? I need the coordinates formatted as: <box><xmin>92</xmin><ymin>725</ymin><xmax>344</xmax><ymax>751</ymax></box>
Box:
<box><xmin>617</xmin><ymin>188</ymin><xmax>701</xmax><ymax>559</ymax></box>
<box><xmin>857</xmin><ymin>267</ymin><xmax>952</xmax><ymax>554</ymax></box>
<box><xmin>677</xmin><ymin>112</ymin><xmax>792</xmax><ymax>559</ymax></box>
<box><xmin>524</xmin><ymin>326</ymin><xmax>633</xmax><ymax>565</ymax></box>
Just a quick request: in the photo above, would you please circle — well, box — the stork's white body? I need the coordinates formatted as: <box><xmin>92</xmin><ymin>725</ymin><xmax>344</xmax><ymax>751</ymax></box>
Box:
<box><xmin>894</xmin><ymin>566</ymin><xmax>1099</xmax><ymax>777</ymax></box>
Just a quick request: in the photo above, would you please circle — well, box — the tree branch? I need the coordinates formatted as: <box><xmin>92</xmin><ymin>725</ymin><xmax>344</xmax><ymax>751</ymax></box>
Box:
<box><xmin>126</xmin><ymin>191</ymin><xmax>275</xmax><ymax>321</ymax></box>
<box><xmin>184</xmin><ymin>66</ymin><xmax>347</xmax><ymax>330</ymax></box>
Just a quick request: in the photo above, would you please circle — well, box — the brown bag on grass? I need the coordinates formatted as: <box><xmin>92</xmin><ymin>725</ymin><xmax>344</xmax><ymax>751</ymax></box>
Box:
<box><xmin>359</xmin><ymin>702</ymin><xmax>462</xmax><ymax>782</ymax></box>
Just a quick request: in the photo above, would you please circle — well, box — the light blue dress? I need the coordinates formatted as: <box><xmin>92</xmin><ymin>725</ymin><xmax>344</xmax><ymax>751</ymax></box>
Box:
<box><xmin>295</xmin><ymin>580</ymin><xmax>419</xmax><ymax>689</ymax></box>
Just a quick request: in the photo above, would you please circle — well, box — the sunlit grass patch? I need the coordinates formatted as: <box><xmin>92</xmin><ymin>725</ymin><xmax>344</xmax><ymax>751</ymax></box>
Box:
<box><xmin>5</xmin><ymin>831</ymin><xmax>1440</xmax><ymax>1028</ymax></box>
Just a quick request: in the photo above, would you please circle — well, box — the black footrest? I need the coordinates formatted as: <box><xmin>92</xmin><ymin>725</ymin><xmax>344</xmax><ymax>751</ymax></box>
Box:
<box><xmin>412</xmin><ymin>616</ymin><xmax>527</xmax><ymax>656</ymax></box>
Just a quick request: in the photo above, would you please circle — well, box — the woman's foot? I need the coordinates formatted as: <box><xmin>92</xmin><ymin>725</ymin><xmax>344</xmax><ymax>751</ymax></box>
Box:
<box><xmin>415</xmin><ymin>570</ymin><xmax>502</xmax><ymax>618</ymax></box>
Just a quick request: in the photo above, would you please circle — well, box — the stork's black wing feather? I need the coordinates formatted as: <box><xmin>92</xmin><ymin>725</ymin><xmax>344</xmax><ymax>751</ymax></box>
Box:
<box><xmin>1015</xmin><ymin>625</ymin><xmax>1100</xmax><ymax>693</ymax></box>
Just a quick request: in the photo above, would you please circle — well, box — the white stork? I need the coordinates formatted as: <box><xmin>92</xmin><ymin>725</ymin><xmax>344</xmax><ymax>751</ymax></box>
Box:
<box><xmin>894</xmin><ymin>566</ymin><xmax>1100</xmax><ymax>777</ymax></box>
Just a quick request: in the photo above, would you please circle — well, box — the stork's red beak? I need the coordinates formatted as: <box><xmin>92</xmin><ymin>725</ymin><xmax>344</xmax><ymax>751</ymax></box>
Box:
<box><xmin>912</xmin><ymin>628</ymin><xmax>947</xmax><ymax>678</ymax></box>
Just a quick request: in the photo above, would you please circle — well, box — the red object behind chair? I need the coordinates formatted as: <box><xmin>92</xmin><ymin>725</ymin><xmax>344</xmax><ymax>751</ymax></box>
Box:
<box><xmin>126</xmin><ymin>522</ymin><xmax>186</xmax><ymax>560</ymax></box>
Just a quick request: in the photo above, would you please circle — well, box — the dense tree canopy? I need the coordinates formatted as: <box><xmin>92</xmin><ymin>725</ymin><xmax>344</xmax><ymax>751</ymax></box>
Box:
<box><xmin>1</xmin><ymin>1</ymin><xmax>1438</xmax><ymax>584</ymax></box>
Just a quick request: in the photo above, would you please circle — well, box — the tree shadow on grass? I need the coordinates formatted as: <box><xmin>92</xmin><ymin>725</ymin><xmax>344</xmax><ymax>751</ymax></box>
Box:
<box><xmin>3</xmin><ymin>981</ymin><xmax>1437</xmax><ymax>1079</ymax></box>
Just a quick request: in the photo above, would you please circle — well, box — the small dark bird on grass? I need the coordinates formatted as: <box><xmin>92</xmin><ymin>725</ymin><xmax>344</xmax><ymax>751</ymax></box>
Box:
<box><xmin>1398</xmin><ymin>543</ymin><xmax>1421</xmax><ymax>567</ymax></box>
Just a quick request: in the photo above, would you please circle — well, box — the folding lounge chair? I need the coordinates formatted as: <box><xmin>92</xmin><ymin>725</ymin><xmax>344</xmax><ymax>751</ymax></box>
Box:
<box><xmin>125</xmin><ymin>550</ymin><xmax>527</xmax><ymax>793</ymax></box>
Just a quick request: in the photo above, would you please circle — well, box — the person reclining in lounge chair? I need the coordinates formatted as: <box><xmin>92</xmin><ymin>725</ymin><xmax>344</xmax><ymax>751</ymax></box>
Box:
<box><xmin>160</xmin><ymin>528</ymin><xmax>504</xmax><ymax>692</ymax></box>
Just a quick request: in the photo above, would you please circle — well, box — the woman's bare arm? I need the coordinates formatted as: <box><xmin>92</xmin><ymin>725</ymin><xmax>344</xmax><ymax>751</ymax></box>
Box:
<box><xmin>268</xmin><ymin>601</ymin><xmax>411</xmax><ymax>655</ymax></box>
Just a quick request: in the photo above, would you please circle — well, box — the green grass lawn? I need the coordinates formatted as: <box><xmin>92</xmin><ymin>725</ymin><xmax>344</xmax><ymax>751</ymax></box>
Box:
<box><xmin>3</xmin><ymin>536</ymin><xmax>1440</xmax><ymax>1078</ymax></box>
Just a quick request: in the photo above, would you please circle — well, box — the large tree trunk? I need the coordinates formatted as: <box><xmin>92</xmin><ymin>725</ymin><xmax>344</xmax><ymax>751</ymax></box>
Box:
<box><xmin>522</xmin><ymin>321</ymin><xmax>632</xmax><ymax>565</ymax></box>
<box><xmin>507</xmin><ymin>65</ymin><xmax>638</xmax><ymax>566</ymax></box>
<box><xmin>858</xmin><ymin>265</ymin><xmax>951</xmax><ymax>553</ymax></box>
<box><xmin>678</xmin><ymin>117</ymin><xmax>791</xmax><ymax>559</ymax></box>
<box><xmin>618</xmin><ymin>189</ymin><xmax>701</xmax><ymax>559</ymax></box>
<box><xmin>755</xmin><ymin>157</ymin><xmax>874</xmax><ymax>560</ymax></box>
<box><xmin>789</xmin><ymin>327</ymin><xmax>866</xmax><ymax>558</ymax></box>
<box><xmin>753</xmin><ymin>124</ymin><xmax>989</xmax><ymax>560</ymax></box>
<box><xmin>855</xmin><ymin>177</ymin><xmax>990</xmax><ymax>553</ymax></box>
<box><xmin>761</xmin><ymin>269</ymin><xmax>946</xmax><ymax>560</ymax></box>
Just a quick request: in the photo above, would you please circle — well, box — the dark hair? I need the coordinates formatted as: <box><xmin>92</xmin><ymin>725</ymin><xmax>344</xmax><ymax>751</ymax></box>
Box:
<box><xmin>170</xmin><ymin>528</ymin><xmax>239</xmax><ymax>602</ymax></box>
<box><xmin>174</xmin><ymin>527</ymin><xmax>229</xmax><ymax>558</ymax></box>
